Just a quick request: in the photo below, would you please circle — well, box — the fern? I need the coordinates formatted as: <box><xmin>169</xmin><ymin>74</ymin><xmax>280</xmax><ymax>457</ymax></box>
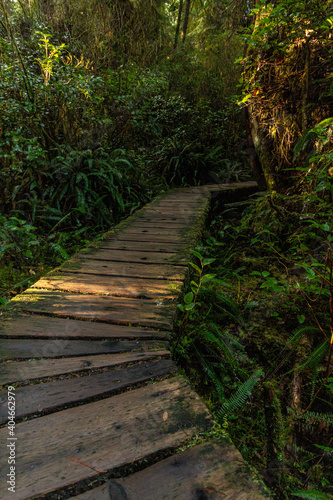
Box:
<box><xmin>215</xmin><ymin>368</ymin><xmax>263</xmax><ymax>421</ymax></box>
<box><xmin>198</xmin><ymin>325</ymin><xmax>239</xmax><ymax>368</ymax></box>
<box><xmin>297</xmin><ymin>340</ymin><xmax>328</xmax><ymax>372</ymax></box>
<box><xmin>299</xmin><ymin>410</ymin><xmax>333</xmax><ymax>428</ymax></box>
<box><xmin>194</xmin><ymin>347</ymin><xmax>225</xmax><ymax>400</ymax></box>
<box><xmin>291</xmin><ymin>489</ymin><xmax>333</xmax><ymax>499</ymax></box>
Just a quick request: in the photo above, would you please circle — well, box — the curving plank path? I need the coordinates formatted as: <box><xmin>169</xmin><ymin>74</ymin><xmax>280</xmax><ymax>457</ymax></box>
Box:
<box><xmin>0</xmin><ymin>182</ymin><xmax>270</xmax><ymax>499</ymax></box>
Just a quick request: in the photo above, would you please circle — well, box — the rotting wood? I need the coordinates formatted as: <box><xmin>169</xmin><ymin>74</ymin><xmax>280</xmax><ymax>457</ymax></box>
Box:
<box><xmin>0</xmin><ymin>338</ymin><xmax>167</xmax><ymax>359</ymax></box>
<box><xmin>0</xmin><ymin>359</ymin><xmax>176</xmax><ymax>424</ymax></box>
<box><xmin>0</xmin><ymin>377</ymin><xmax>212</xmax><ymax>499</ymax></box>
<box><xmin>72</xmin><ymin>438</ymin><xmax>270</xmax><ymax>500</ymax></box>
<box><xmin>77</xmin><ymin>249</ymin><xmax>187</xmax><ymax>265</ymax></box>
<box><xmin>60</xmin><ymin>259</ymin><xmax>186</xmax><ymax>281</ymax></box>
<box><xmin>0</xmin><ymin>351</ymin><xmax>170</xmax><ymax>386</ymax></box>
<box><xmin>0</xmin><ymin>316</ymin><xmax>170</xmax><ymax>339</ymax></box>
<box><xmin>98</xmin><ymin>240</ymin><xmax>186</xmax><ymax>253</ymax></box>
<box><xmin>32</xmin><ymin>273</ymin><xmax>183</xmax><ymax>299</ymax></box>
<box><xmin>11</xmin><ymin>290</ymin><xmax>174</xmax><ymax>329</ymax></box>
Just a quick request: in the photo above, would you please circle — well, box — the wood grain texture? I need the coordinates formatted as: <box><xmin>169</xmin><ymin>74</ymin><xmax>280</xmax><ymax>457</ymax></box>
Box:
<box><xmin>0</xmin><ymin>359</ymin><xmax>176</xmax><ymax>424</ymax></box>
<box><xmin>0</xmin><ymin>338</ymin><xmax>167</xmax><ymax>359</ymax></box>
<box><xmin>77</xmin><ymin>248</ymin><xmax>187</xmax><ymax>265</ymax></box>
<box><xmin>73</xmin><ymin>439</ymin><xmax>270</xmax><ymax>500</ymax></box>
<box><xmin>0</xmin><ymin>316</ymin><xmax>169</xmax><ymax>340</ymax></box>
<box><xmin>0</xmin><ymin>351</ymin><xmax>169</xmax><ymax>386</ymax></box>
<box><xmin>11</xmin><ymin>290</ymin><xmax>174</xmax><ymax>329</ymax></box>
<box><xmin>61</xmin><ymin>259</ymin><xmax>186</xmax><ymax>280</ymax></box>
<box><xmin>0</xmin><ymin>377</ymin><xmax>212</xmax><ymax>499</ymax></box>
<box><xmin>32</xmin><ymin>273</ymin><xmax>182</xmax><ymax>299</ymax></box>
<box><xmin>97</xmin><ymin>240</ymin><xmax>186</xmax><ymax>252</ymax></box>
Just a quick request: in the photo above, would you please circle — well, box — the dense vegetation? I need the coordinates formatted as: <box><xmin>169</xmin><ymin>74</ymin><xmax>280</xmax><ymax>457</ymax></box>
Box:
<box><xmin>1</xmin><ymin>1</ymin><xmax>332</xmax><ymax>498</ymax></box>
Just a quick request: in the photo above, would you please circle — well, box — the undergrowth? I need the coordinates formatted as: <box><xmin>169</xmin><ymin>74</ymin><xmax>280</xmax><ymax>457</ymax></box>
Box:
<box><xmin>173</xmin><ymin>187</ymin><xmax>333</xmax><ymax>499</ymax></box>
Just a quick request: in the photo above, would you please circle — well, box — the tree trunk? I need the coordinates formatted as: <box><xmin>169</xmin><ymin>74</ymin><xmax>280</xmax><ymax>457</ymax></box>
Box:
<box><xmin>248</xmin><ymin>105</ymin><xmax>278</xmax><ymax>191</ymax></box>
<box><xmin>174</xmin><ymin>0</ymin><xmax>183</xmax><ymax>49</ymax></box>
<box><xmin>245</xmin><ymin>106</ymin><xmax>267</xmax><ymax>190</ymax></box>
<box><xmin>181</xmin><ymin>0</ymin><xmax>190</xmax><ymax>44</ymax></box>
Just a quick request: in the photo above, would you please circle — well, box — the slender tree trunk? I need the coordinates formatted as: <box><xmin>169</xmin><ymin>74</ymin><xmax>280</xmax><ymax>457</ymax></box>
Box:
<box><xmin>245</xmin><ymin>106</ymin><xmax>267</xmax><ymax>190</ymax></box>
<box><xmin>301</xmin><ymin>42</ymin><xmax>310</xmax><ymax>133</ymax></box>
<box><xmin>174</xmin><ymin>0</ymin><xmax>183</xmax><ymax>49</ymax></box>
<box><xmin>181</xmin><ymin>0</ymin><xmax>190</xmax><ymax>44</ymax></box>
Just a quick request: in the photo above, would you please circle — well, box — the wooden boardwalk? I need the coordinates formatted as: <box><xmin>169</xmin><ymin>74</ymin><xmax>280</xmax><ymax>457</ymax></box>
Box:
<box><xmin>0</xmin><ymin>182</ymin><xmax>270</xmax><ymax>499</ymax></box>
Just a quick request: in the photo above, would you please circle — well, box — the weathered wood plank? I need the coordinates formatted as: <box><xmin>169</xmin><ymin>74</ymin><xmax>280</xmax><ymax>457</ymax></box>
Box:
<box><xmin>134</xmin><ymin>217</ymin><xmax>195</xmax><ymax>224</ymax></box>
<box><xmin>98</xmin><ymin>240</ymin><xmax>185</xmax><ymax>253</ymax></box>
<box><xmin>73</xmin><ymin>439</ymin><xmax>270</xmax><ymax>500</ymax></box>
<box><xmin>0</xmin><ymin>316</ymin><xmax>169</xmax><ymax>340</ymax></box>
<box><xmin>114</xmin><ymin>227</ymin><xmax>185</xmax><ymax>237</ymax></box>
<box><xmin>61</xmin><ymin>259</ymin><xmax>186</xmax><ymax>280</ymax></box>
<box><xmin>0</xmin><ymin>377</ymin><xmax>212</xmax><ymax>499</ymax></box>
<box><xmin>77</xmin><ymin>248</ymin><xmax>187</xmax><ymax>265</ymax></box>
<box><xmin>188</xmin><ymin>181</ymin><xmax>258</xmax><ymax>192</ymax></box>
<box><xmin>0</xmin><ymin>359</ymin><xmax>176</xmax><ymax>424</ymax></box>
<box><xmin>11</xmin><ymin>290</ymin><xmax>175</xmax><ymax>329</ymax></box>
<box><xmin>113</xmin><ymin>234</ymin><xmax>189</xmax><ymax>244</ymax></box>
<box><xmin>0</xmin><ymin>338</ymin><xmax>167</xmax><ymax>359</ymax></box>
<box><xmin>0</xmin><ymin>351</ymin><xmax>169</xmax><ymax>386</ymax></box>
<box><xmin>32</xmin><ymin>273</ymin><xmax>182</xmax><ymax>298</ymax></box>
<box><xmin>120</xmin><ymin>222</ymin><xmax>189</xmax><ymax>229</ymax></box>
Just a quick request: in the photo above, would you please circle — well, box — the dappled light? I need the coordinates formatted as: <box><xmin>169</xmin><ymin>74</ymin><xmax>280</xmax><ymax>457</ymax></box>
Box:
<box><xmin>0</xmin><ymin>0</ymin><xmax>332</xmax><ymax>498</ymax></box>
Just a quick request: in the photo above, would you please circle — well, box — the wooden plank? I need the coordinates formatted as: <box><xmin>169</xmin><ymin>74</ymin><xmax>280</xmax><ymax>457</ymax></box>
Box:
<box><xmin>127</xmin><ymin>222</ymin><xmax>190</xmax><ymax>230</ymax></box>
<box><xmin>0</xmin><ymin>338</ymin><xmax>167</xmax><ymax>360</ymax></box>
<box><xmin>61</xmin><ymin>259</ymin><xmax>186</xmax><ymax>281</ymax></box>
<box><xmin>98</xmin><ymin>240</ymin><xmax>186</xmax><ymax>253</ymax></box>
<box><xmin>73</xmin><ymin>439</ymin><xmax>270</xmax><ymax>500</ymax></box>
<box><xmin>0</xmin><ymin>316</ymin><xmax>170</xmax><ymax>340</ymax></box>
<box><xmin>0</xmin><ymin>351</ymin><xmax>169</xmax><ymax>386</ymax></box>
<box><xmin>0</xmin><ymin>377</ymin><xmax>213</xmax><ymax>499</ymax></box>
<box><xmin>134</xmin><ymin>211</ymin><xmax>206</xmax><ymax>220</ymax></box>
<box><xmin>119</xmin><ymin>222</ymin><xmax>189</xmax><ymax>229</ymax></box>
<box><xmin>32</xmin><ymin>273</ymin><xmax>182</xmax><ymax>298</ymax></box>
<box><xmin>134</xmin><ymin>217</ymin><xmax>195</xmax><ymax>224</ymax></box>
<box><xmin>115</xmin><ymin>227</ymin><xmax>184</xmax><ymax>236</ymax></box>
<box><xmin>11</xmin><ymin>290</ymin><xmax>175</xmax><ymax>329</ymax></box>
<box><xmin>113</xmin><ymin>234</ymin><xmax>189</xmax><ymax>244</ymax></box>
<box><xmin>77</xmin><ymin>249</ymin><xmax>187</xmax><ymax>265</ymax></box>
<box><xmin>188</xmin><ymin>181</ymin><xmax>258</xmax><ymax>192</ymax></box>
<box><xmin>0</xmin><ymin>359</ymin><xmax>176</xmax><ymax>424</ymax></box>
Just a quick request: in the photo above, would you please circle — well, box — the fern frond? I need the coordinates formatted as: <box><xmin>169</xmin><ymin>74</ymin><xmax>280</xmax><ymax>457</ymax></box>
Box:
<box><xmin>291</xmin><ymin>488</ymin><xmax>333</xmax><ymax>499</ymax></box>
<box><xmin>193</xmin><ymin>346</ymin><xmax>225</xmax><ymax>400</ymax></box>
<box><xmin>297</xmin><ymin>340</ymin><xmax>328</xmax><ymax>372</ymax></box>
<box><xmin>215</xmin><ymin>368</ymin><xmax>263</xmax><ymax>422</ymax></box>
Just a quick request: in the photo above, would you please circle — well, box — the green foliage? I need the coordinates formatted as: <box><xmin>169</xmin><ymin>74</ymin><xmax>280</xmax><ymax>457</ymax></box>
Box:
<box><xmin>0</xmin><ymin>215</ymin><xmax>39</xmax><ymax>265</ymax></box>
<box><xmin>216</xmin><ymin>368</ymin><xmax>263</xmax><ymax>421</ymax></box>
<box><xmin>241</xmin><ymin>0</ymin><xmax>333</xmax><ymax>190</ymax></box>
<box><xmin>292</xmin><ymin>491</ymin><xmax>333</xmax><ymax>500</ymax></box>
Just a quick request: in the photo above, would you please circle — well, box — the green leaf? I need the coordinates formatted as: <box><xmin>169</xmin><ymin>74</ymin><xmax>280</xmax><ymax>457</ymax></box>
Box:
<box><xmin>189</xmin><ymin>262</ymin><xmax>201</xmax><ymax>273</ymax></box>
<box><xmin>314</xmin><ymin>445</ymin><xmax>333</xmax><ymax>452</ymax></box>
<box><xmin>185</xmin><ymin>303</ymin><xmax>196</xmax><ymax>311</ymax></box>
<box><xmin>202</xmin><ymin>258</ymin><xmax>216</xmax><ymax>266</ymax></box>
<box><xmin>184</xmin><ymin>292</ymin><xmax>194</xmax><ymax>304</ymax></box>
<box><xmin>191</xmin><ymin>250</ymin><xmax>203</xmax><ymax>260</ymax></box>
<box><xmin>297</xmin><ymin>314</ymin><xmax>305</xmax><ymax>324</ymax></box>
<box><xmin>291</xmin><ymin>490</ymin><xmax>333</xmax><ymax>500</ymax></box>
<box><xmin>306</xmin><ymin>268</ymin><xmax>316</xmax><ymax>279</ymax></box>
<box><xmin>177</xmin><ymin>304</ymin><xmax>185</xmax><ymax>312</ymax></box>
<box><xmin>262</xmin><ymin>271</ymin><xmax>270</xmax><ymax>277</ymax></box>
